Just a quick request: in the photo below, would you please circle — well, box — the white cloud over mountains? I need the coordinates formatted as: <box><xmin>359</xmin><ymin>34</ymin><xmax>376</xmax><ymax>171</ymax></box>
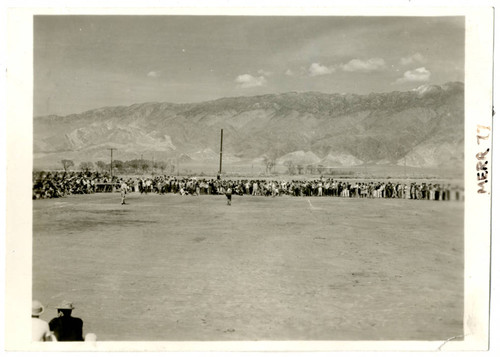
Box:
<box><xmin>235</xmin><ymin>69</ymin><xmax>272</xmax><ymax>88</ymax></box>
<box><xmin>238</xmin><ymin>57</ymin><xmax>428</xmax><ymax>88</ymax></box>
<box><xmin>341</xmin><ymin>58</ymin><xmax>386</xmax><ymax>72</ymax></box>
<box><xmin>396</xmin><ymin>67</ymin><xmax>431</xmax><ymax>83</ymax></box>
<box><xmin>309</xmin><ymin>63</ymin><xmax>335</xmax><ymax>77</ymax></box>
<box><xmin>307</xmin><ymin>58</ymin><xmax>386</xmax><ymax>77</ymax></box>
<box><xmin>235</xmin><ymin>74</ymin><xmax>267</xmax><ymax>88</ymax></box>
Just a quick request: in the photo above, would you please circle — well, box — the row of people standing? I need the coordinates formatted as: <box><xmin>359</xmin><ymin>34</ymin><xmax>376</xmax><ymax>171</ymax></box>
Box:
<box><xmin>33</xmin><ymin>171</ymin><xmax>463</xmax><ymax>201</ymax></box>
<box><xmin>134</xmin><ymin>176</ymin><xmax>462</xmax><ymax>201</ymax></box>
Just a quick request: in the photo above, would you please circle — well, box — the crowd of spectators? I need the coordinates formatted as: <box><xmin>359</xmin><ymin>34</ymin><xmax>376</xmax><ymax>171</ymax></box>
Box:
<box><xmin>138</xmin><ymin>176</ymin><xmax>463</xmax><ymax>201</ymax></box>
<box><xmin>33</xmin><ymin>171</ymin><xmax>463</xmax><ymax>201</ymax></box>
<box><xmin>32</xmin><ymin>171</ymin><xmax>115</xmax><ymax>199</ymax></box>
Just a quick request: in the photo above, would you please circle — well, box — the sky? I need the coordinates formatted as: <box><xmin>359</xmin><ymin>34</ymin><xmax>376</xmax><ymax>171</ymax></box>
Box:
<box><xmin>33</xmin><ymin>16</ymin><xmax>464</xmax><ymax>116</ymax></box>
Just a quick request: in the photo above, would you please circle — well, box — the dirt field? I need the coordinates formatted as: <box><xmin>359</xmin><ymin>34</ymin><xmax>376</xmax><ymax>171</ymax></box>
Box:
<box><xmin>32</xmin><ymin>193</ymin><xmax>463</xmax><ymax>341</ymax></box>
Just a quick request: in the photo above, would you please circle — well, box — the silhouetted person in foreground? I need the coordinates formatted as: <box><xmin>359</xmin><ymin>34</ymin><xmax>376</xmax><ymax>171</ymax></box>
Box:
<box><xmin>49</xmin><ymin>301</ymin><xmax>84</xmax><ymax>341</ymax></box>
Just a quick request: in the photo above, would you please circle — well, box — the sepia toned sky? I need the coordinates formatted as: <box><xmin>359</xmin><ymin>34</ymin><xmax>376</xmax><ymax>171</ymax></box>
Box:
<box><xmin>34</xmin><ymin>16</ymin><xmax>464</xmax><ymax>116</ymax></box>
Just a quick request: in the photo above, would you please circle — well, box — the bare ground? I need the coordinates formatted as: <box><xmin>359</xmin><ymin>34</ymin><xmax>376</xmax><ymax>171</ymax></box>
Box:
<box><xmin>33</xmin><ymin>193</ymin><xmax>463</xmax><ymax>341</ymax></box>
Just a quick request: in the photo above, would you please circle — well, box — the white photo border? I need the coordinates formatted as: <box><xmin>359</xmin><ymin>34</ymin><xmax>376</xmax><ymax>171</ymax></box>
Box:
<box><xmin>4</xmin><ymin>4</ymin><xmax>494</xmax><ymax>352</ymax></box>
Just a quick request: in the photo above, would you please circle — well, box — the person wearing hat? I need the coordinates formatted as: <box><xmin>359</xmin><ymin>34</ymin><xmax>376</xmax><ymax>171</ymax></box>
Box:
<box><xmin>119</xmin><ymin>178</ymin><xmax>128</xmax><ymax>205</ymax></box>
<box><xmin>48</xmin><ymin>301</ymin><xmax>84</xmax><ymax>341</ymax></box>
<box><xmin>32</xmin><ymin>300</ymin><xmax>57</xmax><ymax>341</ymax></box>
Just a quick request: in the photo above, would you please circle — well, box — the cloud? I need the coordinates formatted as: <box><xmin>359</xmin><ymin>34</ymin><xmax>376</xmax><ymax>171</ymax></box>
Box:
<box><xmin>400</xmin><ymin>53</ymin><xmax>426</xmax><ymax>66</ymax></box>
<box><xmin>257</xmin><ymin>69</ymin><xmax>272</xmax><ymax>77</ymax></box>
<box><xmin>309</xmin><ymin>63</ymin><xmax>335</xmax><ymax>77</ymax></box>
<box><xmin>396</xmin><ymin>67</ymin><xmax>431</xmax><ymax>83</ymax></box>
<box><xmin>235</xmin><ymin>74</ymin><xmax>267</xmax><ymax>88</ymax></box>
<box><xmin>285</xmin><ymin>69</ymin><xmax>294</xmax><ymax>76</ymax></box>
<box><xmin>341</xmin><ymin>58</ymin><xmax>386</xmax><ymax>72</ymax></box>
<box><xmin>147</xmin><ymin>71</ymin><xmax>159</xmax><ymax>78</ymax></box>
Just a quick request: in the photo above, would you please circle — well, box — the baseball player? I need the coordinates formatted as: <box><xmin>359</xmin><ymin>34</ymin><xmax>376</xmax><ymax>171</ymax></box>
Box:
<box><xmin>120</xmin><ymin>179</ymin><xmax>128</xmax><ymax>205</ymax></box>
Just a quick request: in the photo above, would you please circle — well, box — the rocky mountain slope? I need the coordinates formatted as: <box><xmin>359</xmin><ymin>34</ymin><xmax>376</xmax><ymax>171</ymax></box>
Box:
<box><xmin>34</xmin><ymin>82</ymin><xmax>464</xmax><ymax>173</ymax></box>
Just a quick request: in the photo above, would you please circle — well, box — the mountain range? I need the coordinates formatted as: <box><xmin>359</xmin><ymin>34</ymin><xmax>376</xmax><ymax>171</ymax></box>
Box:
<box><xmin>34</xmin><ymin>82</ymin><xmax>464</xmax><ymax>175</ymax></box>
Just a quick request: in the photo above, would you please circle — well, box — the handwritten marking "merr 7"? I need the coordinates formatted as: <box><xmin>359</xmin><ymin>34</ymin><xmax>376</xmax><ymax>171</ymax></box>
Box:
<box><xmin>476</xmin><ymin>125</ymin><xmax>490</xmax><ymax>194</ymax></box>
<box><xmin>476</xmin><ymin>125</ymin><xmax>491</xmax><ymax>144</ymax></box>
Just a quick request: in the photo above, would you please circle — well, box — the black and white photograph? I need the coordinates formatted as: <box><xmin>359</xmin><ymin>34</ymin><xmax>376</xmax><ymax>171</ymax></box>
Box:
<box><xmin>3</xmin><ymin>2</ymin><xmax>495</xmax><ymax>353</ymax></box>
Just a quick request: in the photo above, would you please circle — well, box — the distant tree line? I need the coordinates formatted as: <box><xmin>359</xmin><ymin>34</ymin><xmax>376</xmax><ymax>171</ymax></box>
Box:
<box><xmin>260</xmin><ymin>157</ymin><xmax>353</xmax><ymax>176</ymax></box>
<box><xmin>61</xmin><ymin>159</ymin><xmax>177</xmax><ymax>175</ymax></box>
<box><xmin>260</xmin><ymin>149</ymin><xmax>344</xmax><ymax>176</ymax></box>
<box><xmin>282</xmin><ymin>160</ymin><xmax>325</xmax><ymax>175</ymax></box>
<box><xmin>59</xmin><ymin>158</ymin><xmax>352</xmax><ymax>177</ymax></box>
<box><xmin>283</xmin><ymin>161</ymin><xmax>353</xmax><ymax>176</ymax></box>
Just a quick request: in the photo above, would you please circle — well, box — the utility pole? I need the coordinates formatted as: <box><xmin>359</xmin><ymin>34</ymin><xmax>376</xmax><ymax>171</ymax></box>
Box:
<box><xmin>218</xmin><ymin>129</ymin><xmax>223</xmax><ymax>178</ymax></box>
<box><xmin>404</xmin><ymin>155</ymin><xmax>407</xmax><ymax>178</ymax></box>
<box><xmin>109</xmin><ymin>148</ymin><xmax>116</xmax><ymax>178</ymax></box>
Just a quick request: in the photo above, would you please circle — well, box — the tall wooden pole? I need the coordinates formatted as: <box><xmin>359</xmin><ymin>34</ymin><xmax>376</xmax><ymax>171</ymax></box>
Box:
<box><xmin>109</xmin><ymin>148</ymin><xmax>115</xmax><ymax>178</ymax></box>
<box><xmin>219</xmin><ymin>129</ymin><xmax>223</xmax><ymax>175</ymax></box>
<box><xmin>404</xmin><ymin>155</ymin><xmax>407</xmax><ymax>178</ymax></box>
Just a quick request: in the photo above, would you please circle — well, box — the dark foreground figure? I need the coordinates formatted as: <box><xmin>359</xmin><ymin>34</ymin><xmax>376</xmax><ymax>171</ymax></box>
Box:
<box><xmin>49</xmin><ymin>301</ymin><xmax>84</xmax><ymax>341</ymax></box>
